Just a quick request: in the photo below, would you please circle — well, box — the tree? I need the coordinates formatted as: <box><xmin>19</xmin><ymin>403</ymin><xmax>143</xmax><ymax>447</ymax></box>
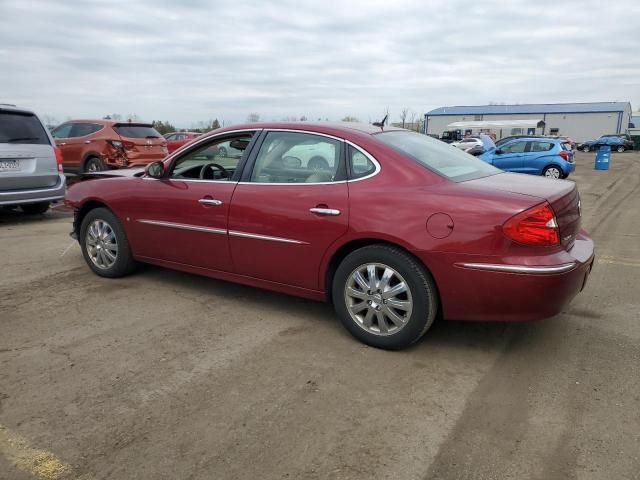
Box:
<box><xmin>341</xmin><ymin>115</ymin><xmax>359</xmax><ymax>122</ymax></box>
<box><xmin>151</xmin><ymin>120</ymin><xmax>176</xmax><ymax>135</ymax></box>
<box><xmin>399</xmin><ymin>108</ymin><xmax>409</xmax><ymax>128</ymax></box>
<box><xmin>247</xmin><ymin>113</ymin><xmax>260</xmax><ymax>122</ymax></box>
<box><xmin>300</xmin><ymin>115</ymin><xmax>307</xmax><ymax>122</ymax></box>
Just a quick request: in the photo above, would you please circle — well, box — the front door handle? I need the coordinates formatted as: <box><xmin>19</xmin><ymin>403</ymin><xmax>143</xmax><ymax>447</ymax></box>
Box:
<box><xmin>59</xmin><ymin>142</ymin><xmax>67</xmax><ymax>146</ymax></box>
<box><xmin>199</xmin><ymin>198</ymin><xmax>223</xmax><ymax>206</ymax></box>
<box><xmin>309</xmin><ymin>207</ymin><xmax>340</xmax><ymax>216</ymax></box>
<box><xmin>84</xmin><ymin>140</ymin><xmax>92</xmax><ymax>144</ymax></box>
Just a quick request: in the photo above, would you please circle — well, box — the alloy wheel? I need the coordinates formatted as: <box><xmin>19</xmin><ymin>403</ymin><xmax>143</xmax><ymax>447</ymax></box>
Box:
<box><xmin>344</xmin><ymin>263</ymin><xmax>413</xmax><ymax>336</ymax></box>
<box><xmin>545</xmin><ymin>167</ymin><xmax>561</xmax><ymax>179</ymax></box>
<box><xmin>85</xmin><ymin>219</ymin><xmax>118</xmax><ymax>269</ymax></box>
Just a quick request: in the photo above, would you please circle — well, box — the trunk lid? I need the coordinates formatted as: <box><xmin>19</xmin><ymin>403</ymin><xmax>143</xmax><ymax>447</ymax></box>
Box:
<box><xmin>0</xmin><ymin>110</ymin><xmax>59</xmax><ymax>191</ymax></box>
<box><xmin>112</xmin><ymin>123</ymin><xmax>167</xmax><ymax>162</ymax></box>
<box><xmin>466</xmin><ymin>172</ymin><xmax>581</xmax><ymax>247</ymax></box>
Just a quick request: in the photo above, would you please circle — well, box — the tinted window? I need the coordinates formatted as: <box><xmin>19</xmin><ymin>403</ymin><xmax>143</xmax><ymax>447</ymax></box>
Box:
<box><xmin>113</xmin><ymin>124</ymin><xmax>162</xmax><ymax>138</ymax></box>
<box><xmin>70</xmin><ymin>123</ymin><xmax>103</xmax><ymax>137</ymax></box>
<box><xmin>501</xmin><ymin>141</ymin><xmax>527</xmax><ymax>153</ymax></box>
<box><xmin>170</xmin><ymin>133</ymin><xmax>255</xmax><ymax>181</ymax></box>
<box><xmin>251</xmin><ymin>132</ymin><xmax>342</xmax><ymax>183</ymax></box>
<box><xmin>0</xmin><ymin>112</ymin><xmax>50</xmax><ymax>145</ymax></box>
<box><xmin>165</xmin><ymin>133</ymin><xmax>178</xmax><ymax>140</ymax></box>
<box><xmin>375</xmin><ymin>131</ymin><xmax>499</xmax><ymax>182</ymax></box>
<box><xmin>530</xmin><ymin>141</ymin><xmax>554</xmax><ymax>152</ymax></box>
<box><xmin>51</xmin><ymin>123</ymin><xmax>73</xmax><ymax>139</ymax></box>
<box><xmin>349</xmin><ymin>146</ymin><xmax>376</xmax><ymax>179</ymax></box>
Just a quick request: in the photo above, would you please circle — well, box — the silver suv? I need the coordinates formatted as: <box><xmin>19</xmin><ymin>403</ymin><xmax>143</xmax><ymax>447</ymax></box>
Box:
<box><xmin>0</xmin><ymin>104</ymin><xmax>66</xmax><ymax>214</ymax></box>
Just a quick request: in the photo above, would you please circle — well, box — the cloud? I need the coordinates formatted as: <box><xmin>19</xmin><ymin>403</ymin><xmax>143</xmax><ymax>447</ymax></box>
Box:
<box><xmin>0</xmin><ymin>0</ymin><xmax>638</xmax><ymax>126</ymax></box>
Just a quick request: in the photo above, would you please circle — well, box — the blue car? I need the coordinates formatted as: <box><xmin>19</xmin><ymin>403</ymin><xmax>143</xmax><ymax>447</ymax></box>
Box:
<box><xmin>479</xmin><ymin>137</ymin><xmax>575</xmax><ymax>179</ymax></box>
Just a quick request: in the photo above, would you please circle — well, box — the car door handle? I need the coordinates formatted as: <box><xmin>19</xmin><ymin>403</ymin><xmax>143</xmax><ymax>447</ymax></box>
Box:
<box><xmin>309</xmin><ymin>207</ymin><xmax>340</xmax><ymax>216</ymax></box>
<box><xmin>59</xmin><ymin>142</ymin><xmax>66</xmax><ymax>146</ymax></box>
<box><xmin>199</xmin><ymin>198</ymin><xmax>223</xmax><ymax>206</ymax></box>
<box><xmin>84</xmin><ymin>140</ymin><xmax>92</xmax><ymax>144</ymax></box>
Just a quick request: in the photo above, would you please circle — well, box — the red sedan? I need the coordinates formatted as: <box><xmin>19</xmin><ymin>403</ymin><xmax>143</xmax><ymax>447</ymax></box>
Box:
<box><xmin>65</xmin><ymin>122</ymin><xmax>594</xmax><ymax>349</ymax></box>
<box><xmin>164</xmin><ymin>131</ymin><xmax>202</xmax><ymax>153</ymax></box>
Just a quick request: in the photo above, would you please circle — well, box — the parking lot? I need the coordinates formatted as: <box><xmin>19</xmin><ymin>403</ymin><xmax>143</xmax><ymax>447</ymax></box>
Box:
<box><xmin>1</xmin><ymin>151</ymin><xmax>639</xmax><ymax>479</ymax></box>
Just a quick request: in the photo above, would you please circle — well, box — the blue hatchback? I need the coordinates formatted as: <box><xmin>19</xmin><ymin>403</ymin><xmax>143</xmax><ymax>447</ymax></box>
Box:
<box><xmin>479</xmin><ymin>137</ymin><xmax>575</xmax><ymax>178</ymax></box>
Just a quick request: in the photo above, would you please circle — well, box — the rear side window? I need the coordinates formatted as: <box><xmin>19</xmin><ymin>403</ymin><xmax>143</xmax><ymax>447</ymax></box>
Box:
<box><xmin>349</xmin><ymin>146</ymin><xmax>376</xmax><ymax>179</ymax></box>
<box><xmin>530</xmin><ymin>141</ymin><xmax>554</xmax><ymax>152</ymax></box>
<box><xmin>113</xmin><ymin>124</ymin><xmax>162</xmax><ymax>139</ymax></box>
<box><xmin>0</xmin><ymin>112</ymin><xmax>50</xmax><ymax>145</ymax></box>
<box><xmin>501</xmin><ymin>141</ymin><xmax>527</xmax><ymax>153</ymax></box>
<box><xmin>70</xmin><ymin>123</ymin><xmax>103</xmax><ymax>137</ymax></box>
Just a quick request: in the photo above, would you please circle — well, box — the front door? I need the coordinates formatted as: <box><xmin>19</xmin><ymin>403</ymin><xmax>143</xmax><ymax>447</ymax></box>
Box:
<box><xmin>228</xmin><ymin>130</ymin><xmax>349</xmax><ymax>291</ymax></box>
<box><xmin>493</xmin><ymin>140</ymin><xmax>527</xmax><ymax>172</ymax></box>
<box><xmin>126</xmin><ymin>131</ymin><xmax>258</xmax><ymax>272</ymax></box>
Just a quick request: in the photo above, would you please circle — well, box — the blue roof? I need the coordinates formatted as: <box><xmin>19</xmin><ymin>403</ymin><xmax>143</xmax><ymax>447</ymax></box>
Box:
<box><xmin>426</xmin><ymin>102</ymin><xmax>630</xmax><ymax>116</ymax></box>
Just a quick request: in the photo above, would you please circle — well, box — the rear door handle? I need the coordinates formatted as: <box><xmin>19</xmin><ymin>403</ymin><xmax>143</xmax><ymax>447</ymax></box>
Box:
<box><xmin>309</xmin><ymin>207</ymin><xmax>340</xmax><ymax>216</ymax></box>
<box><xmin>199</xmin><ymin>198</ymin><xmax>223</xmax><ymax>206</ymax></box>
<box><xmin>84</xmin><ymin>140</ymin><xmax>92</xmax><ymax>144</ymax></box>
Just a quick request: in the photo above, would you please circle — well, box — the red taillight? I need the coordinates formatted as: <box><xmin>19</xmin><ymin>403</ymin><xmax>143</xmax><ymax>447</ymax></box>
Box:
<box><xmin>503</xmin><ymin>202</ymin><xmax>560</xmax><ymax>246</ymax></box>
<box><xmin>559</xmin><ymin>150</ymin><xmax>569</xmax><ymax>160</ymax></box>
<box><xmin>122</xmin><ymin>140</ymin><xmax>135</xmax><ymax>150</ymax></box>
<box><xmin>54</xmin><ymin>146</ymin><xmax>64</xmax><ymax>172</ymax></box>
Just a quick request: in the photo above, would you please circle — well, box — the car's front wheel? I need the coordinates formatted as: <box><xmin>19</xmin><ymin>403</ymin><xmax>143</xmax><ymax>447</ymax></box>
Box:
<box><xmin>583</xmin><ymin>145</ymin><xmax>591</xmax><ymax>152</ymax></box>
<box><xmin>616</xmin><ymin>146</ymin><xmax>625</xmax><ymax>153</ymax></box>
<box><xmin>332</xmin><ymin>245</ymin><xmax>438</xmax><ymax>350</ymax></box>
<box><xmin>79</xmin><ymin>207</ymin><xmax>136</xmax><ymax>278</ymax></box>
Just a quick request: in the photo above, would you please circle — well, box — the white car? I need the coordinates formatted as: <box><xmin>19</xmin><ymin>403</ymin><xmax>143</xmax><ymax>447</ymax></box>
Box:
<box><xmin>451</xmin><ymin>137</ymin><xmax>483</xmax><ymax>151</ymax></box>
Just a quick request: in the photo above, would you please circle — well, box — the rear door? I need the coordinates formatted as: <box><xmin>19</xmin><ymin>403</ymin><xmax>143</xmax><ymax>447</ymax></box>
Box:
<box><xmin>0</xmin><ymin>109</ymin><xmax>58</xmax><ymax>191</ymax></box>
<box><xmin>228</xmin><ymin>130</ymin><xmax>349</xmax><ymax>291</ymax></box>
<box><xmin>493</xmin><ymin>140</ymin><xmax>526</xmax><ymax>172</ymax></box>
<box><xmin>523</xmin><ymin>141</ymin><xmax>556</xmax><ymax>174</ymax></box>
<box><xmin>112</xmin><ymin>123</ymin><xmax>167</xmax><ymax>164</ymax></box>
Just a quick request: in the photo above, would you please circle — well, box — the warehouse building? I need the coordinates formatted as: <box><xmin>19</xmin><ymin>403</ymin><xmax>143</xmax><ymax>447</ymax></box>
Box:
<box><xmin>424</xmin><ymin>102</ymin><xmax>633</xmax><ymax>142</ymax></box>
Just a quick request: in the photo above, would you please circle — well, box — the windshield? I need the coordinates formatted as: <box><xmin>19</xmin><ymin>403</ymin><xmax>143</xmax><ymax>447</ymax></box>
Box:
<box><xmin>375</xmin><ymin>130</ymin><xmax>500</xmax><ymax>182</ymax></box>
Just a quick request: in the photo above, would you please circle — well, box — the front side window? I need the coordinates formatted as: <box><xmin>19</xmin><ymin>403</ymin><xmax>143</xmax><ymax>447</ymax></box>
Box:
<box><xmin>501</xmin><ymin>141</ymin><xmax>527</xmax><ymax>153</ymax></box>
<box><xmin>375</xmin><ymin>130</ymin><xmax>499</xmax><ymax>182</ymax></box>
<box><xmin>165</xmin><ymin>133</ymin><xmax>178</xmax><ymax>140</ymax></box>
<box><xmin>250</xmin><ymin>131</ymin><xmax>343</xmax><ymax>183</ymax></box>
<box><xmin>169</xmin><ymin>132</ymin><xmax>255</xmax><ymax>181</ymax></box>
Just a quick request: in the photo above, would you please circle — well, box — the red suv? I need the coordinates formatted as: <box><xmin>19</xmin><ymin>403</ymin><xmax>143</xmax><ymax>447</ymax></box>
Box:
<box><xmin>164</xmin><ymin>131</ymin><xmax>202</xmax><ymax>153</ymax></box>
<box><xmin>51</xmin><ymin>120</ymin><xmax>167</xmax><ymax>172</ymax></box>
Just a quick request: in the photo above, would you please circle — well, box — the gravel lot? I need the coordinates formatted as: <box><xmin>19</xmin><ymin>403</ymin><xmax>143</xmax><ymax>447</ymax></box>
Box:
<box><xmin>1</xmin><ymin>151</ymin><xmax>639</xmax><ymax>480</ymax></box>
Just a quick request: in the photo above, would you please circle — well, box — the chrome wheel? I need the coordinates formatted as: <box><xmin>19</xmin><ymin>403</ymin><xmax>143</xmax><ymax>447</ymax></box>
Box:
<box><xmin>85</xmin><ymin>219</ymin><xmax>118</xmax><ymax>269</ymax></box>
<box><xmin>617</xmin><ymin>146</ymin><xmax>625</xmax><ymax>153</ymax></box>
<box><xmin>544</xmin><ymin>167</ymin><xmax>561</xmax><ymax>179</ymax></box>
<box><xmin>344</xmin><ymin>263</ymin><xmax>413</xmax><ymax>336</ymax></box>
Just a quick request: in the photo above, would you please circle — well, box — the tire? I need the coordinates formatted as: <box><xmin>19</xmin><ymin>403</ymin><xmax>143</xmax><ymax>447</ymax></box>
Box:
<box><xmin>616</xmin><ymin>146</ymin><xmax>625</xmax><ymax>153</ymax></box>
<box><xmin>332</xmin><ymin>244</ymin><xmax>438</xmax><ymax>350</ymax></box>
<box><xmin>21</xmin><ymin>202</ymin><xmax>50</xmax><ymax>214</ymax></box>
<box><xmin>543</xmin><ymin>165</ymin><xmax>563</xmax><ymax>179</ymax></box>
<box><xmin>84</xmin><ymin>156</ymin><xmax>105</xmax><ymax>172</ymax></box>
<box><xmin>582</xmin><ymin>145</ymin><xmax>591</xmax><ymax>152</ymax></box>
<box><xmin>79</xmin><ymin>207</ymin><xmax>136</xmax><ymax>278</ymax></box>
<box><xmin>217</xmin><ymin>146</ymin><xmax>228</xmax><ymax>157</ymax></box>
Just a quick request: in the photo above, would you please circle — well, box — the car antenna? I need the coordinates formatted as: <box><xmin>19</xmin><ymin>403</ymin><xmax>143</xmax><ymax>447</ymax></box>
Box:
<box><xmin>372</xmin><ymin>114</ymin><xmax>388</xmax><ymax>130</ymax></box>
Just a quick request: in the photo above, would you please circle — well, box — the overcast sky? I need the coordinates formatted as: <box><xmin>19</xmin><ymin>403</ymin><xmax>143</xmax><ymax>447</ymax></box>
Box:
<box><xmin>1</xmin><ymin>0</ymin><xmax>638</xmax><ymax>127</ymax></box>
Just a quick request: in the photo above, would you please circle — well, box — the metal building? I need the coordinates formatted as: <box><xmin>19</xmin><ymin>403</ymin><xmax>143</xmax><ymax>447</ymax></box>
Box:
<box><xmin>424</xmin><ymin>102</ymin><xmax>632</xmax><ymax>142</ymax></box>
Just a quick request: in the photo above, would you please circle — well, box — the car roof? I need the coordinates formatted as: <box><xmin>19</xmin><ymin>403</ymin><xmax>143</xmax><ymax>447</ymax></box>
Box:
<box><xmin>204</xmin><ymin>121</ymin><xmax>404</xmax><ymax>139</ymax></box>
<box><xmin>503</xmin><ymin>137</ymin><xmax>560</xmax><ymax>143</ymax></box>
<box><xmin>0</xmin><ymin>104</ymin><xmax>36</xmax><ymax>115</ymax></box>
<box><xmin>59</xmin><ymin>119</ymin><xmax>153</xmax><ymax>126</ymax></box>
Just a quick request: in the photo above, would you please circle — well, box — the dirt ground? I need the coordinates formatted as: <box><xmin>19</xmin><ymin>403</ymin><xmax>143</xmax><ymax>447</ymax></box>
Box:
<box><xmin>1</xmin><ymin>151</ymin><xmax>639</xmax><ymax>480</ymax></box>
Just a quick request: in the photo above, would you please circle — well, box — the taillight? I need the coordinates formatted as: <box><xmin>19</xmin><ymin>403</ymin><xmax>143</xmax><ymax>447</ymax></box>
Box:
<box><xmin>122</xmin><ymin>140</ymin><xmax>135</xmax><ymax>150</ymax></box>
<box><xmin>559</xmin><ymin>150</ymin><xmax>569</xmax><ymax>160</ymax></box>
<box><xmin>108</xmin><ymin>140</ymin><xmax>135</xmax><ymax>151</ymax></box>
<box><xmin>54</xmin><ymin>147</ymin><xmax>64</xmax><ymax>172</ymax></box>
<box><xmin>503</xmin><ymin>202</ymin><xmax>560</xmax><ymax>246</ymax></box>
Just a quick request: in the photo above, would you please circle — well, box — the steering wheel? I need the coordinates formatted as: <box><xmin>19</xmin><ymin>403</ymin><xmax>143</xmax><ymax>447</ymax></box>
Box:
<box><xmin>199</xmin><ymin>162</ymin><xmax>229</xmax><ymax>180</ymax></box>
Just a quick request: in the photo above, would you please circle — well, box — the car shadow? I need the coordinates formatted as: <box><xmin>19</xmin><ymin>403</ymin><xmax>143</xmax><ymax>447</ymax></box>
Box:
<box><xmin>0</xmin><ymin>204</ymin><xmax>71</xmax><ymax>226</ymax></box>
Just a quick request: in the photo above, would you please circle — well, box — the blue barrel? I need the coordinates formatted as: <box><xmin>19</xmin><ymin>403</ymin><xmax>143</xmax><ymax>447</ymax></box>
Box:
<box><xmin>594</xmin><ymin>146</ymin><xmax>610</xmax><ymax>170</ymax></box>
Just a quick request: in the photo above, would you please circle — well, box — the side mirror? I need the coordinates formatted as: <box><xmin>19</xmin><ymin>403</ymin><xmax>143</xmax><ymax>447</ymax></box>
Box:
<box><xmin>495</xmin><ymin>148</ymin><xmax>504</xmax><ymax>154</ymax></box>
<box><xmin>146</xmin><ymin>161</ymin><xmax>165</xmax><ymax>179</ymax></box>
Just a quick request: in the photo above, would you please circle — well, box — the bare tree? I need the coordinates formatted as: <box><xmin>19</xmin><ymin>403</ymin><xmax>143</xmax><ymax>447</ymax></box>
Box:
<box><xmin>341</xmin><ymin>115</ymin><xmax>359</xmax><ymax>122</ymax></box>
<box><xmin>247</xmin><ymin>113</ymin><xmax>260</xmax><ymax>122</ymax></box>
<box><xmin>399</xmin><ymin>108</ymin><xmax>409</xmax><ymax>128</ymax></box>
<box><xmin>300</xmin><ymin>115</ymin><xmax>307</xmax><ymax>121</ymax></box>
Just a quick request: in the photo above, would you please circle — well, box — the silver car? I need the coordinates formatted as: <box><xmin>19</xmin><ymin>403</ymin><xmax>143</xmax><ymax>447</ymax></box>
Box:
<box><xmin>0</xmin><ymin>104</ymin><xmax>65</xmax><ymax>213</ymax></box>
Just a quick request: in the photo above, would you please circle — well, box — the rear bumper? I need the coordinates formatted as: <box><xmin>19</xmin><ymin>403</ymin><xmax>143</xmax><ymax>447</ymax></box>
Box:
<box><xmin>414</xmin><ymin>232</ymin><xmax>595</xmax><ymax>321</ymax></box>
<box><xmin>0</xmin><ymin>173</ymin><xmax>66</xmax><ymax>206</ymax></box>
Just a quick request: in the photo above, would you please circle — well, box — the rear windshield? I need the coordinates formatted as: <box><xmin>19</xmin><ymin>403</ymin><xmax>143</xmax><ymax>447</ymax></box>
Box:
<box><xmin>375</xmin><ymin>130</ymin><xmax>500</xmax><ymax>182</ymax></box>
<box><xmin>113</xmin><ymin>124</ymin><xmax>161</xmax><ymax>139</ymax></box>
<box><xmin>0</xmin><ymin>111</ymin><xmax>50</xmax><ymax>145</ymax></box>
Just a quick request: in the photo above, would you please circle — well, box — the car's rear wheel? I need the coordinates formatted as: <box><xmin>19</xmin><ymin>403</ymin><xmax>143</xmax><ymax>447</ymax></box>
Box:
<box><xmin>85</xmin><ymin>156</ymin><xmax>105</xmax><ymax>172</ymax></box>
<box><xmin>21</xmin><ymin>202</ymin><xmax>50</xmax><ymax>214</ymax></box>
<box><xmin>543</xmin><ymin>165</ymin><xmax>562</xmax><ymax>179</ymax></box>
<box><xmin>332</xmin><ymin>245</ymin><xmax>438</xmax><ymax>350</ymax></box>
<box><xmin>79</xmin><ymin>207</ymin><xmax>136</xmax><ymax>278</ymax></box>
<box><xmin>616</xmin><ymin>146</ymin><xmax>625</xmax><ymax>153</ymax></box>
<box><xmin>583</xmin><ymin>145</ymin><xmax>591</xmax><ymax>152</ymax></box>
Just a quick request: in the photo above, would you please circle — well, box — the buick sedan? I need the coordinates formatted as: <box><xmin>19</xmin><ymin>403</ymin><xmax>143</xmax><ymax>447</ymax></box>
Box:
<box><xmin>65</xmin><ymin>122</ymin><xmax>595</xmax><ymax>350</ymax></box>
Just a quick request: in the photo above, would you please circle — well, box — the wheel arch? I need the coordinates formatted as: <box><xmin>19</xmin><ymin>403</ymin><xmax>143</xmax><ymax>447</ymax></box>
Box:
<box><xmin>73</xmin><ymin>199</ymin><xmax>112</xmax><ymax>237</ymax></box>
<box><xmin>81</xmin><ymin>152</ymin><xmax>104</xmax><ymax>170</ymax></box>
<box><xmin>322</xmin><ymin>237</ymin><xmax>442</xmax><ymax>313</ymax></box>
